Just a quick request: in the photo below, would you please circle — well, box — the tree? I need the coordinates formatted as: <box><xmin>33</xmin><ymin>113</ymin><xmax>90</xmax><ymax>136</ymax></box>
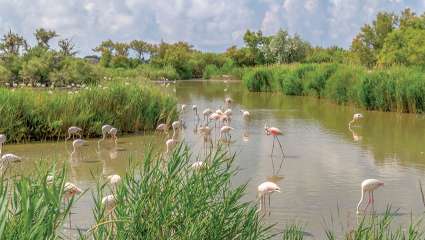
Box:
<box><xmin>0</xmin><ymin>30</ymin><xmax>27</xmax><ymax>56</ymax></box>
<box><xmin>113</xmin><ymin>42</ymin><xmax>129</xmax><ymax>57</ymax></box>
<box><xmin>267</xmin><ymin>29</ymin><xmax>310</xmax><ymax>64</ymax></box>
<box><xmin>93</xmin><ymin>40</ymin><xmax>115</xmax><ymax>67</ymax></box>
<box><xmin>34</xmin><ymin>28</ymin><xmax>58</xmax><ymax>48</ymax></box>
<box><xmin>58</xmin><ymin>38</ymin><xmax>77</xmax><ymax>56</ymax></box>
<box><xmin>243</xmin><ymin>30</ymin><xmax>269</xmax><ymax>64</ymax></box>
<box><xmin>130</xmin><ymin>40</ymin><xmax>149</xmax><ymax>61</ymax></box>
<box><xmin>351</xmin><ymin>12</ymin><xmax>398</xmax><ymax>67</ymax></box>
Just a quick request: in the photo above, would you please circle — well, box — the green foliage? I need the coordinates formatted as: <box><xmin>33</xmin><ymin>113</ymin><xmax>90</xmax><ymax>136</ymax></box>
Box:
<box><xmin>0</xmin><ymin>167</ymin><xmax>74</xmax><ymax>239</ymax></box>
<box><xmin>0</xmin><ymin>82</ymin><xmax>177</xmax><ymax>143</ymax></box>
<box><xmin>243</xmin><ymin>67</ymin><xmax>273</xmax><ymax>92</ymax></box>
<box><xmin>0</xmin><ymin>64</ymin><xmax>11</xmax><ymax>84</ymax></box>
<box><xmin>84</xmin><ymin>146</ymin><xmax>273</xmax><ymax>240</ymax></box>
<box><xmin>203</xmin><ymin>64</ymin><xmax>220</xmax><ymax>79</ymax></box>
<box><xmin>282</xmin><ymin>224</ymin><xmax>305</xmax><ymax>240</ymax></box>
<box><xmin>49</xmin><ymin>58</ymin><xmax>102</xmax><ymax>86</ymax></box>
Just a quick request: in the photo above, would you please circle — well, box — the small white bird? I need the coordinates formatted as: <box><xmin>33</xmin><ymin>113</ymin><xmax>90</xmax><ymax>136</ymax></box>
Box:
<box><xmin>257</xmin><ymin>181</ymin><xmax>280</xmax><ymax>212</ymax></box>
<box><xmin>66</xmin><ymin>126</ymin><xmax>82</xmax><ymax>141</ymax></box>
<box><xmin>102</xmin><ymin>194</ymin><xmax>116</xmax><ymax>212</ymax></box>
<box><xmin>356</xmin><ymin>179</ymin><xmax>384</xmax><ymax>214</ymax></box>
<box><xmin>107</xmin><ymin>174</ymin><xmax>122</xmax><ymax>185</ymax></box>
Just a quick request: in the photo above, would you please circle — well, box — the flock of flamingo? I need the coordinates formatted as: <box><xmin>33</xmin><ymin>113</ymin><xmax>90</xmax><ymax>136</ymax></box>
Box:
<box><xmin>0</xmin><ymin>89</ymin><xmax>385</xmax><ymax>229</ymax></box>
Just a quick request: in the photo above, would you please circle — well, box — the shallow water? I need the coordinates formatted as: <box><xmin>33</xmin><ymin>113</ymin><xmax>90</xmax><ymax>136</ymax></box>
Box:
<box><xmin>4</xmin><ymin>80</ymin><xmax>425</xmax><ymax>238</ymax></box>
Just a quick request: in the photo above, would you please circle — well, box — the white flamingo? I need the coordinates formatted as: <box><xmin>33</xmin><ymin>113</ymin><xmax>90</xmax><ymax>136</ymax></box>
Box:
<box><xmin>108</xmin><ymin>128</ymin><xmax>118</xmax><ymax>144</ymax></box>
<box><xmin>0</xmin><ymin>153</ymin><xmax>22</xmax><ymax>173</ymax></box>
<box><xmin>98</xmin><ymin>124</ymin><xmax>113</xmax><ymax>145</ymax></box>
<box><xmin>349</xmin><ymin>113</ymin><xmax>363</xmax><ymax>127</ymax></box>
<box><xmin>107</xmin><ymin>174</ymin><xmax>122</xmax><ymax>185</ymax></box>
<box><xmin>240</xmin><ymin>110</ymin><xmax>250</xmax><ymax>120</ymax></box>
<box><xmin>156</xmin><ymin>123</ymin><xmax>169</xmax><ymax>134</ymax></box>
<box><xmin>202</xmin><ymin>108</ymin><xmax>213</xmax><ymax>123</ymax></box>
<box><xmin>102</xmin><ymin>194</ymin><xmax>116</xmax><ymax>213</ymax></box>
<box><xmin>220</xmin><ymin>126</ymin><xmax>234</xmax><ymax>140</ymax></box>
<box><xmin>63</xmin><ymin>182</ymin><xmax>82</xmax><ymax>229</ymax></box>
<box><xmin>71</xmin><ymin>139</ymin><xmax>88</xmax><ymax>156</ymax></box>
<box><xmin>66</xmin><ymin>126</ymin><xmax>82</xmax><ymax>141</ymax></box>
<box><xmin>356</xmin><ymin>179</ymin><xmax>384</xmax><ymax>214</ymax></box>
<box><xmin>257</xmin><ymin>181</ymin><xmax>280</xmax><ymax>213</ymax></box>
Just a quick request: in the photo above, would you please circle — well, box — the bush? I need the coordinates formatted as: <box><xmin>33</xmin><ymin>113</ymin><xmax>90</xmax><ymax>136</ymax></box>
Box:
<box><xmin>203</xmin><ymin>64</ymin><xmax>220</xmax><ymax>79</ymax></box>
<box><xmin>0</xmin><ymin>64</ymin><xmax>12</xmax><ymax>85</ymax></box>
<box><xmin>243</xmin><ymin>67</ymin><xmax>273</xmax><ymax>92</ymax></box>
<box><xmin>0</xmin><ymin>82</ymin><xmax>177</xmax><ymax>143</ymax></box>
<box><xmin>49</xmin><ymin>58</ymin><xmax>102</xmax><ymax>86</ymax></box>
<box><xmin>324</xmin><ymin>65</ymin><xmax>365</xmax><ymax>104</ymax></box>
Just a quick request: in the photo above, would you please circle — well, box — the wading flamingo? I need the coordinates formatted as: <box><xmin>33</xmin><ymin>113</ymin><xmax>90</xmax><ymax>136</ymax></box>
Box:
<box><xmin>0</xmin><ymin>153</ymin><xmax>22</xmax><ymax>173</ymax></box>
<box><xmin>220</xmin><ymin>125</ymin><xmax>234</xmax><ymax>141</ymax></box>
<box><xmin>356</xmin><ymin>179</ymin><xmax>384</xmax><ymax>214</ymax></box>
<box><xmin>98</xmin><ymin>124</ymin><xmax>113</xmax><ymax>145</ymax></box>
<box><xmin>181</xmin><ymin>104</ymin><xmax>187</xmax><ymax>112</ymax></box>
<box><xmin>349</xmin><ymin>113</ymin><xmax>363</xmax><ymax>127</ymax></box>
<box><xmin>0</xmin><ymin>134</ymin><xmax>6</xmax><ymax>155</ymax></box>
<box><xmin>202</xmin><ymin>108</ymin><xmax>213</xmax><ymax>123</ymax></box>
<box><xmin>108</xmin><ymin>128</ymin><xmax>118</xmax><ymax>144</ymax></box>
<box><xmin>192</xmin><ymin>105</ymin><xmax>199</xmax><ymax>121</ymax></box>
<box><xmin>63</xmin><ymin>182</ymin><xmax>82</xmax><ymax>229</ymax></box>
<box><xmin>102</xmin><ymin>194</ymin><xmax>116</xmax><ymax>212</ymax></box>
<box><xmin>225</xmin><ymin>97</ymin><xmax>233</xmax><ymax>106</ymax></box>
<box><xmin>240</xmin><ymin>110</ymin><xmax>250</xmax><ymax>120</ymax></box>
<box><xmin>165</xmin><ymin>132</ymin><xmax>178</xmax><ymax>154</ymax></box>
<box><xmin>191</xmin><ymin>161</ymin><xmax>205</xmax><ymax>170</ymax></box>
<box><xmin>107</xmin><ymin>174</ymin><xmax>121</xmax><ymax>185</ymax></box>
<box><xmin>172</xmin><ymin>120</ymin><xmax>183</xmax><ymax>136</ymax></box>
<box><xmin>66</xmin><ymin>126</ymin><xmax>82</xmax><ymax>141</ymax></box>
<box><xmin>156</xmin><ymin>123</ymin><xmax>169</xmax><ymax>134</ymax></box>
<box><xmin>258</xmin><ymin>181</ymin><xmax>280</xmax><ymax>213</ymax></box>
<box><xmin>264</xmin><ymin>123</ymin><xmax>285</xmax><ymax>156</ymax></box>
<box><xmin>72</xmin><ymin>139</ymin><xmax>88</xmax><ymax>156</ymax></box>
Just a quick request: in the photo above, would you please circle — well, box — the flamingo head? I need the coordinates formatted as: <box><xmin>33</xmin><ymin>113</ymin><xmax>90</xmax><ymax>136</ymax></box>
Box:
<box><xmin>264</xmin><ymin>123</ymin><xmax>270</xmax><ymax>135</ymax></box>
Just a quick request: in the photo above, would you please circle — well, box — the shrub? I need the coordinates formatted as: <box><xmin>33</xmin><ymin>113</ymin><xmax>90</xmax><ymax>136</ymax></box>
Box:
<box><xmin>243</xmin><ymin>67</ymin><xmax>273</xmax><ymax>92</ymax></box>
<box><xmin>203</xmin><ymin>64</ymin><xmax>220</xmax><ymax>79</ymax></box>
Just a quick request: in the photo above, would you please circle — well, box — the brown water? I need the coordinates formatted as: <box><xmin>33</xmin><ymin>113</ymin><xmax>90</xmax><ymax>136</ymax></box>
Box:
<box><xmin>4</xmin><ymin>80</ymin><xmax>425</xmax><ymax>238</ymax></box>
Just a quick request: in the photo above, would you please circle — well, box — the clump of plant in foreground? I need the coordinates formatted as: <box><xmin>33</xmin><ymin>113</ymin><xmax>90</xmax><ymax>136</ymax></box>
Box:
<box><xmin>83</xmin><ymin>145</ymin><xmax>274</xmax><ymax>239</ymax></box>
<box><xmin>242</xmin><ymin>64</ymin><xmax>425</xmax><ymax>113</ymax></box>
<box><xmin>0</xmin><ymin>167</ymin><xmax>75</xmax><ymax>239</ymax></box>
<box><xmin>0</xmin><ymin>82</ymin><xmax>177</xmax><ymax>143</ymax></box>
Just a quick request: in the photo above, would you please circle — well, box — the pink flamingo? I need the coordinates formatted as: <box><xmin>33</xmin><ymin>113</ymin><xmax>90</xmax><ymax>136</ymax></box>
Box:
<box><xmin>257</xmin><ymin>181</ymin><xmax>280</xmax><ymax>213</ymax></box>
<box><xmin>264</xmin><ymin>123</ymin><xmax>285</xmax><ymax>156</ymax></box>
<box><xmin>356</xmin><ymin>179</ymin><xmax>384</xmax><ymax>214</ymax></box>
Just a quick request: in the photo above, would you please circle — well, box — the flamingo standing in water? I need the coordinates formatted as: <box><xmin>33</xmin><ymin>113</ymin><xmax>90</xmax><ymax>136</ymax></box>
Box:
<box><xmin>98</xmin><ymin>124</ymin><xmax>113</xmax><ymax>145</ymax></box>
<box><xmin>71</xmin><ymin>139</ymin><xmax>88</xmax><ymax>156</ymax></box>
<box><xmin>356</xmin><ymin>179</ymin><xmax>384</xmax><ymax>214</ymax></box>
<box><xmin>264</xmin><ymin>123</ymin><xmax>285</xmax><ymax>156</ymax></box>
<box><xmin>108</xmin><ymin>128</ymin><xmax>118</xmax><ymax>144</ymax></box>
<box><xmin>107</xmin><ymin>174</ymin><xmax>122</xmax><ymax>186</ymax></box>
<box><xmin>156</xmin><ymin>123</ymin><xmax>169</xmax><ymax>135</ymax></box>
<box><xmin>349</xmin><ymin>113</ymin><xmax>363</xmax><ymax>127</ymax></box>
<box><xmin>220</xmin><ymin>125</ymin><xmax>234</xmax><ymax>141</ymax></box>
<box><xmin>202</xmin><ymin>108</ymin><xmax>213</xmax><ymax>123</ymax></box>
<box><xmin>63</xmin><ymin>182</ymin><xmax>82</xmax><ymax>229</ymax></box>
<box><xmin>225</xmin><ymin>97</ymin><xmax>233</xmax><ymax>107</ymax></box>
<box><xmin>66</xmin><ymin>126</ymin><xmax>82</xmax><ymax>141</ymax></box>
<box><xmin>240</xmin><ymin>110</ymin><xmax>250</xmax><ymax>121</ymax></box>
<box><xmin>0</xmin><ymin>153</ymin><xmax>22</xmax><ymax>173</ymax></box>
<box><xmin>0</xmin><ymin>134</ymin><xmax>6</xmax><ymax>155</ymax></box>
<box><xmin>171</xmin><ymin>120</ymin><xmax>182</xmax><ymax>136</ymax></box>
<box><xmin>257</xmin><ymin>181</ymin><xmax>280</xmax><ymax>213</ymax></box>
<box><xmin>102</xmin><ymin>194</ymin><xmax>117</xmax><ymax>214</ymax></box>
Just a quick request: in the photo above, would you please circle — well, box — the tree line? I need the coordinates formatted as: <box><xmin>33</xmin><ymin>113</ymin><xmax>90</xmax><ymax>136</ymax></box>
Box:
<box><xmin>0</xmin><ymin>8</ymin><xmax>423</xmax><ymax>85</ymax></box>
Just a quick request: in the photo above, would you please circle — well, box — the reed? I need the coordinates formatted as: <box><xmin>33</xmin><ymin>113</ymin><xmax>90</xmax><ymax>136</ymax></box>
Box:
<box><xmin>241</xmin><ymin>64</ymin><xmax>425</xmax><ymax>113</ymax></box>
<box><xmin>0</xmin><ymin>82</ymin><xmax>177</xmax><ymax>143</ymax></box>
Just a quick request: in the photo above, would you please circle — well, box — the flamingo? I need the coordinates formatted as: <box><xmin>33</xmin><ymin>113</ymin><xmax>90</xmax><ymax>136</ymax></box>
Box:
<box><xmin>264</xmin><ymin>123</ymin><xmax>285</xmax><ymax>157</ymax></box>
<box><xmin>349</xmin><ymin>113</ymin><xmax>363</xmax><ymax>127</ymax></box>
<box><xmin>202</xmin><ymin>108</ymin><xmax>213</xmax><ymax>123</ymax></box>
<box><xmin>192</xmin><ymin>105</ymin><xmax>199</xmax><ymax>121</ymax></box>
<box><xmin>181</xmin><ymin>104</ymin><xmax>187</xmax><ymax>112</ymax></box>
<box><xmin>257</xmin><ymin>181</ymin><xmax>280</xmax><ymax>213</ymax></box>
<box><xmin>72</xmin><ymin>139</ymin><xmax>88</xmax><ymax>156</ymax></box>
<box><xmin>156</xmin><ymin>123</ymin><xmax>169</xmax><ymax>134</ymax></box>
<box><xmin>172</xmin><ymin>120</ymin><xmax>182</xmax><ymax>136</ymax></box>
<box><xmin>165</xmin><ymin>131</ymin><xmax>178</xmax><ymax>154</ymax></box>
<box><xmin>0</xmin><ymin>134</ymin><xmax>6</xmax><ymax>155</ymax></box>
<box><xmin>199</xmin><ymin>124</ymin><xmax>213</xmax><ymax>150</ymax></box>
<box><xmin>107</xmin><ymin>174</ymin><xmax>122</xmax><ymax>185</ymax></box>
<box><xmin>356</xmin><ymin>179</ymin><xmax>384</xmax><ymax>214</ymax></box>
<box><xmin>220</xmin><ymin>126</ymin><xmax>234</xmax><ymax>140</ymax></box>
<box><xmin>98</xmin><ymin>124</ymin><xmax>113</xmax><ymax>145</ymax></box>
<box><xmin>224</xmin><ymin>108</ymin><xmax>232</xmax><ymax>117</ymax></box>
<box><xmin>225</xmin><ymin>97</ymin><xmax>233</xmax><ymax>106</ymax></box>
<box><xmin>208</xmin><ymin>113</ymin><xmax>221</xmax><ymax>130</ymax></box>
<box><xmin>102</xmin><ymin>194</ymin><xmax>116</xmax><ymax>213</ymax></box>
<box><xmin>191</xmin><ymin>161</ymin><xmax>205</xmax><ymax>170</ymax></box>
<box><xmin>108</xmin><ymin>128</ymin><xmax>118</xmax><ymax>144</ymax></box>
<box><xmin>240</xmin><ymin>110</ymin><xmax>250</xmax><ymax>120</ymax></box>
<box><xmin>63</xmin><ymin>182</ymin><xmax>82</xmax><ymax>229</ymax></box>
<box><xmin>0</xmin><ymin>153</ymin><xmax>22</xmax><ymax>173</ymax></box>
<box><xmin>66</xmin><ymin>126</ymin><xmax>82</xmax><ymax>141</ymax></box>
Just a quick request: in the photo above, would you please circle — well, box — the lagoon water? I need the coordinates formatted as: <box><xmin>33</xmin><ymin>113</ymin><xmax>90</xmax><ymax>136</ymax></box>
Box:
<box><xmin>5</xmin><ymin>80</ymin><xmax>425</xmax><ymax>238</ymax></box>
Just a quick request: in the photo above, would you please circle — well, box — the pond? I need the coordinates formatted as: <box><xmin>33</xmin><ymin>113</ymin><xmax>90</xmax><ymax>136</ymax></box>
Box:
<box><xmin>3</xmin><ymin>80</ymin><xmax>425</xmax><ymax>238</ymax></box>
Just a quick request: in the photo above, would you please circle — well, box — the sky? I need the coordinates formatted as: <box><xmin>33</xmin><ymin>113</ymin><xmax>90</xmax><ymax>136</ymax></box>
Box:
<box><xmin>0</xmin><ymin>0</ymin><xmax>424</xmax><ymax>56</ymax></box>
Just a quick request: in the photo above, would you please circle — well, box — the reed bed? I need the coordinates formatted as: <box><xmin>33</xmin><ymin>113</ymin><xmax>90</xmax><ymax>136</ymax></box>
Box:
<box><xmin>83</xmin><ymin>145</ymin><xmax>274</xmax><ymax>240</ymax></box>
<box><xmin>0</xmin><ymin>82</ymin><xmax>177</xmax><ymax>143</ymax></box>
<box><xmin>242</xmin><ymin>64</ymin><xmax>425</xmax><ymax>113</ymax></box>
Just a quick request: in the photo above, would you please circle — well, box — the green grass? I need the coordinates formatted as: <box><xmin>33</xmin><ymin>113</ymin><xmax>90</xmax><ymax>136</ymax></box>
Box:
<box><xmin>0</xmin><ymin>82</ymin><xmax>177</xmax><ymax>143</ymax></box>
<box><xmin>241</xmin><ymin>64</ymin><xmax>425</xmax><ymax>113</ymax></box>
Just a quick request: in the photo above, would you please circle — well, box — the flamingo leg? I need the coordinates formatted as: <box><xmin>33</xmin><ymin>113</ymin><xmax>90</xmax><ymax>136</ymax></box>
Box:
<box><xmin>271</xmin><ymin>137</ymin><xmax>275</xmax><ymax>156</ymax></box>
<box><xmin>276</xmin><ymin>137</ymin><xmax>285</xmax><ymax>157</ymax></box>
<box><xmin>268</xmin><ymin>194</ymin><xmax>271</xmax><ymax>216</ymax></box>
<box><xmin>364</xmin><ymin>192</ymin><xmax>371</xmax><ymax>212</ymax></box>
<box><xmin>65</xmin><ymin>133</ymin><xmax>71</xmax><ymax>141</ymax></box>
